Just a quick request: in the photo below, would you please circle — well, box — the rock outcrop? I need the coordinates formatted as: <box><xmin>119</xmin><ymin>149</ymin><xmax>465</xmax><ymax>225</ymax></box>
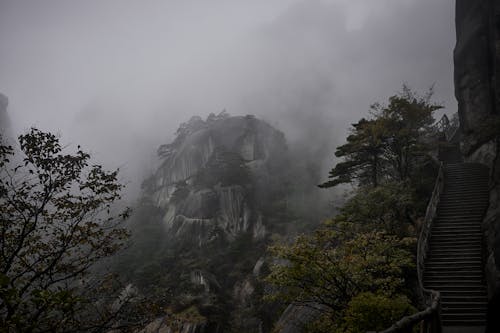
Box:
<box><xmin>123</xmin><ymin>113</ymin><xmax>297</xmax><ymax>331</ymax></box>
<box><xmin>454</xmin><ymin>0</ymin><xmax>500</xmax><ymax>330</ymax></box>
<box><xmin>143</xmin><ymin>112</ymin><xmax>288</xmax><ymax>246</ymax></box>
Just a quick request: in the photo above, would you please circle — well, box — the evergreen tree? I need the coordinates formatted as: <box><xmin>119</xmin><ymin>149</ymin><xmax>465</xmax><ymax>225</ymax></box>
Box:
<box><xmin>375</xmin><ymin>85</ymin><xmax>441</xmax><ymax>182</ymax></box>
<box><xmin>319</xmin><ymin>118</ymin><xmax>385</xmax><ymax>188</ymax></box>
<box><xmin>320</xmin><ymin>86</ymin><xmax>442</xmax><ymax>189</ymax></box>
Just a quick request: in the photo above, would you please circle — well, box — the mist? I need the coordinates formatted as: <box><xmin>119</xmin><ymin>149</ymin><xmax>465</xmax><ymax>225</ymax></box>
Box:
<box><xmin>0</xmin><ymin>0</ymin><xmax>456</xmax><ymax>198</ymax></box>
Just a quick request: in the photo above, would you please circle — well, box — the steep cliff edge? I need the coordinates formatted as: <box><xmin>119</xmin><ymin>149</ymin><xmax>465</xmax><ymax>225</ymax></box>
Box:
<box><xmin>454</xmin><ymin>0</ymin><xmax>500</xmax><ymax>330</ymax></box>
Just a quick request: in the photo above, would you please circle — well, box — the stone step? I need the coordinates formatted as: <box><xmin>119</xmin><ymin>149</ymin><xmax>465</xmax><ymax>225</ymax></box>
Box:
<box><xmin>445</xmin><ymin>165</ymin><xmax>487</xmax><ymax>170</ymax></box>
<box><xmin>425</xmin><ymin>266</ymin><xmax>482</xmax><ymax>272</ymax></box>
<box><xmin>441</xmin><ymin>192</ymin><xmax>488</xmax><ymax>197</ymax></box>
<box><xmin>430</xmin><ymin>244</ymin><xmax>481</xmax><ymax>249</ymax></box>
<box><xmin>445</xmin><ymin>183</ymin><xmax>488</xmax><ymax>187</ymax></box>
<box><xmin>431</xmin><ymin>235</ymin><xmax>482</xmax><ymax>240</ymax></box>
<box><xmin>426</xmin><ymin>255</ymin><xmax>482</xmax><ymax>261</ymax></box>
<box><xmin>437</xmin><ymin>211</ymin><xmax>485</xmax><ymax>216</ymax></box>
<box><xmin>430</xmin><ymin>236</ymin><xmax>481</xmax><ymax>243</ymax></box>
<box><xmin>444</xmin><ymin>178</ymin><xmax>488</xmax><ymax>183</ymax></box>
<box><xmin>431</xmin><ymin>248</ymin><xmax>481</xmax><ymax>253</ymax></box>
<box><xmin>443</xmin><ymin>184</ymin><xmax>488</xmax><ymax>188</ymax></box>
<box><xmin>443</xmin><ymin>184</ymin><xmax>488</xmax><ymax>189</ymax></box>
<box><xmin>439</xmin><ymin>289</ymin><xmax>487</xmax><ymax>297</ymax></box>
<box><xmin>432</xmin><ymin>229</ymin><xmax>481</xmax><ymax>234</ymax></box>
<box><xmin>445</xmin><ymin>172</ymin><xmax>488</xmax><ymax>176</ymax></box>
<box><xmin>430</xmin><ymin>238</ymin><xmax>481</xmax><ymax>244</ymax></box>
<box><xmin>430</xmin><ymin>226</ymin><xmax>483</xmax><ymax>232</ymax></box>
<box><xmin>433</xmin><ymin>219</ymin><xmax>482</xmax><ymax>223</ymax></box>
<box><xmin>441</xmin><ymin>302</ymin><xmax>487</xmax><ymax>309</ymax></box>
<box><xmin>443</xmin><ymin>197</ymin><xmax>487</xmax><ymax>202</ymax></box>
<box><xmin>430</xmin><ymin>245</ymin><xmax>481</xmax><ymax>251</ymax></box>
<box><xmin>432</xmin><ymin>226</ymin><xmax>481</xmax><ymax>232</ymax></box>
<box><xmin>445</xmin><ymin>164</ymin><xmax>488</xmax><ymax>170</ymax></box>
<box><xmin>425</xmin><ymin>264</ymin><xmax>482</xmax><ymax>270</ymax></box>
<box><xmin>429</xmin><ymin>238</ymin><xmax>481</xmax><ymax>244</ymax></box>
<box><xmin>436</xmin><ymin>213</ymin><xmax>485</xmax><ymax>218</ymax></box>
<box><xmin>442</xmin><ymin>313</ymin><xmax>487</xmax><ymax>322</ymax></box>
<box><xmin>425</xmin><ymin>280</ymin><xmax>484</xmax><ymax>287</ymax></box>
<box><xmin>430</xmin><ymin>248</ymin><xmax>482</xmax><ymax>254</ymax></box>
<box><xmin>445</xmin><ymin>163</ymin><xmax>488</xmax><ymax>168</ymax></box>
<box><xmin>424</xmin><ymin>163</ymin><xmax>489</xmax><ymax>327</ymax></box>
<box><xmin>426</xmin><ymin>256</ymin><xmax>482</xmax><ymax>262</ymax></box>
<box><xmin>445</xmin><ymin>177</ymin><xmax>488</xmax><ymax>181</ymax></box>
<box><xmin>445</xmin><ymin>187</ymin><xmax>488</xmax><ymax>192</ymax></box>
<box><xmin>428</xmin><ymin>244</ymin><xmax>481</xmax><ymax>250</ymax></box>
<box><xmin>431</xmin><ymin>230</ymin><xmax>482</xmax><ymax>235</ymax></box>
<box><xmin>424</xmin><ymin>275</ymin><xmax>484</xmax><ymax>281</ymax></box>
<box><xmin>444</xmin><ymin>188</ymin><xmax>488</xmax><ymax>193</ymax></box>
<box><xmin>437</xmin><ymin>207</ymin><xmax>487</xmax><ymax>212</ymax></box>
<box><xmin>438</xmin><ymin>200</ymin><xmax>487</xmax><ymax>206</ymax></box>
<box><xmin>437</xmin><ymin>205</ymin><xmax>487</xmax><ymax>211</ymax></box>
<box><xmin>431</xmin><ymin>229</ymin><xmax>481</xmax><ymax>234</ymax></box>
<box><xmin>442</xmin><ymin>319</ymin><xmax>487</xmax><ymax>327</ymax></box>
<box><xmin>439</xmin><ymin>199</ymin><xmax>487</xmax><ymax>204</ymax></box>
<box><xmin>439</xmin><ymin>205</ymin><xmax>487</xmax><ymax>210</ymax></box>
<box><xmin>429</xmin><ymin>255</ymin><xmax>482</xmax><ymax>261</ymax></box>
<box><xmin>441</xmin><ymin>194</ymin><xmax>488</xmax><ymax>199</ymax></box>
<box><xmin>432</xmin><ymin>222</ymin><xmax>481</xmax><ymax>227</ymax></box>
<box><xmin>441</xmin><ymin>292</ymin><xmax>488</xmax><ymax>304</ymax></box>
<box><xmin>444</xmin><ymin>178</ymin><xmax>489</xmax><ymax>183</ymax></box>
<box><xmin>440</xmin><ymin>188</ymin><xmax>489</xmax><ymax>195</ymax></box>
<box><xmin>434</xmin><ymin>218</ymin><xmax>482</xmax><ymax>223</ymax></box>
<box><xmin>424</xmin><ymin>269</ymin><xmax>483</xmax><ymax>275</ymax></box>
<box><xmin>424</xmin><ymin>284</ymin><xmax>485</xmax><ymax>291</ymax></box>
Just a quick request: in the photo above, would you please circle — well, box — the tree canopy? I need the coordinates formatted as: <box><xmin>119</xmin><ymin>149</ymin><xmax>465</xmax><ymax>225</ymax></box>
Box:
<box><xmin>0</xmin><ymin>129</ymin><xmax>131</xmax><ymax>332</ymax></box>
<box><xmin>266</xmin><ymin>221</ymin><xmax>415</xmax><ymax>332</ymax></box>
<box><xmin>320</xmin><ymin>86</ymin><xmax>442</xmax><ymax>188</ymax></box>
<box><xmin>268</xmin><ymin>86</ymin><xmax>443</xmax><ymax>332</ymax></box>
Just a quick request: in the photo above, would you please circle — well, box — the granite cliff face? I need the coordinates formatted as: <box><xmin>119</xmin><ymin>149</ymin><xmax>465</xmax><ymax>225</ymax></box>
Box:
<box><xmin>143</xmin><ymin>112</ymin><xmax>288</xmax><ymax>246</ymax></box>
<box><xmin>119</xmin><ymin>113</ymin><xmax>306</xmax><ymax>332</ymax></box>
<box><xmin>454</xmin><ymin>0</ymin><xmax>500</xmax><ymax>329</ymax></box>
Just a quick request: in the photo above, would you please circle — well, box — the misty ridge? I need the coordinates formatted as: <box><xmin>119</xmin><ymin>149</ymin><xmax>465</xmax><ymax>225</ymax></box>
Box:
<box><xmin>0</xmin><ymin>0</ymin><xmax>474</xmax><ymax>332</ymax></box>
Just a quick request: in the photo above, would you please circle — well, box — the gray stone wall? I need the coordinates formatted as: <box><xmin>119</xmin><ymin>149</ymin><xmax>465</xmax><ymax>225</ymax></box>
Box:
<box><xmin>455</xmin><ymin>0</ymin><xmax>500</xmax><ymax>330</ymax></box>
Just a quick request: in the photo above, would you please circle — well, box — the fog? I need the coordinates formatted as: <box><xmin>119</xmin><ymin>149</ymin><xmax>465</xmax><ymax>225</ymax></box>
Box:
<box><xmin>0</xmin><ymin>0</ymin><xmax>456</xmax><ymax>198</ymax></box>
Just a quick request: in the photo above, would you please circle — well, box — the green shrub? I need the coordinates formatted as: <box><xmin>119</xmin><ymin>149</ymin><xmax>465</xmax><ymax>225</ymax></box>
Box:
<box><xmin>343</xmin><ymin>292</ymin><xmax>416</xmax><ymax>333</ymax></box>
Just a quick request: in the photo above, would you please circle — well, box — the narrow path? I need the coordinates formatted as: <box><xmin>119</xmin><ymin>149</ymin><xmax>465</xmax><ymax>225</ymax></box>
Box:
<box><xmin>423</xmin><ymin>162</ymin><xmax>489</xmax><ymax>331</ymax></box>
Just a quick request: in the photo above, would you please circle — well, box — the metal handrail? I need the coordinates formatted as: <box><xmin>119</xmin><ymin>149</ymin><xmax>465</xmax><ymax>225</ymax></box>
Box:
<box><xmin>378</xmin><ymin>290</ymin><xmax>441</xmax><ymax>333</ymax></box>
<box><xmin>418</xmin><ymin>162</ymin><xmax>444</xmax><ymax>302</ymax></box>
<box><xmin>432</xmin><ymin>114</ymin><xmax>460</xmax><ymax>142</ymax></box>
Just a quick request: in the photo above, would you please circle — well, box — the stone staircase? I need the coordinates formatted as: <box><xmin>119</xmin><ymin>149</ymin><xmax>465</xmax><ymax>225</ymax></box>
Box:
<box><xmin>423</xmin><ymin>162</ymin><xmax>490</xmax><ymax>328</ymax></box>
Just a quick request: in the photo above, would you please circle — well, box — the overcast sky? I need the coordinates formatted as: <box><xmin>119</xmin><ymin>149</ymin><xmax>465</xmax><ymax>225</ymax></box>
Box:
<box><xmin>0</xmin><ymin>0</ymin><xmax>456</xmax><ymax>197</ymax></box>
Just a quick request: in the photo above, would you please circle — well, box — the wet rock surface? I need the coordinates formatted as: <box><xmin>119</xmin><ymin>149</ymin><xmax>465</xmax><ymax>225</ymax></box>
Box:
<box><xmin>455</xmin><ymin>0</ymin><xmax>500</xmax><ymax>330</ymax></box>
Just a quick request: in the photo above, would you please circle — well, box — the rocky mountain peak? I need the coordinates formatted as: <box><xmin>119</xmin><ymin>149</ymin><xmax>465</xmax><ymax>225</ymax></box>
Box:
<box><xmin>143</xmin><ymin>113</ymin><xmax>288</xmax><ymax>245</ymax></box>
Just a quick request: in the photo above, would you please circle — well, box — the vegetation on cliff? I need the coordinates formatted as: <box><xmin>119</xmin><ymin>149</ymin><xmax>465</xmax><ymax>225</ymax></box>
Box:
<box><xmin>266</xmin><ymin>86</ymin><xmax>442</xmax><ymax>332</ymax></box>
<box><xmin>107</xmin><ymin>113</ymin><xmax>326</xmax><ymax>331</ymax></box>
